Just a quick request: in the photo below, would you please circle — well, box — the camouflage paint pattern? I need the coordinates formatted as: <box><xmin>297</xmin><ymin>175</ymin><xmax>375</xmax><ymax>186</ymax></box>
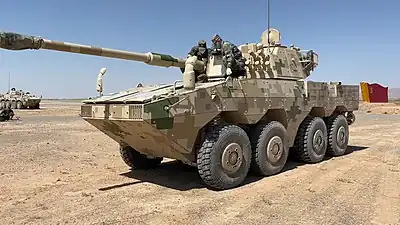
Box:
<box><xmin>0</xmin><ymin>28</ymin><xmax>359</xmax><ymax>165</ymax></box>
<box><xmin>0</xmin><ymin>88</ymin><xmax>41</xmax><ymax>109</ymax></box>
<box><xmin>79</xmin><ymin>76</ymin><xmax>358</xmax><ymax>163</ymax></box>
<box><xmin>239</xmin><ymin>42</ymin><xmax>317</xmax><ymax>80</ymax></box>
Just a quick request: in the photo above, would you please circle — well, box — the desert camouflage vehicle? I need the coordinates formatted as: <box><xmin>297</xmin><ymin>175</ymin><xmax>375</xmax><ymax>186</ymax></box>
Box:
<box><xmin>0</xmin><ymin>88</ymin><xmax>41</xmax><ymax>109</ymax></box>
<box><xmin>0</xmin><ymin>28</ymin><xmax>359</xmax><ymax>190</ymax></box>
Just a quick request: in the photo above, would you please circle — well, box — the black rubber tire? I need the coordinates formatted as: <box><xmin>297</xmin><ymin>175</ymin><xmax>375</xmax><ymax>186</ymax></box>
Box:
<box><xmin>16</xmin><ymin>101</ymin><xmax>23</xmax><ymax>109</ymax></box>
<box><xmin>33</xmin><ymin>103</ymin><xmax>40</xmax><ymax>109</ymax></box>
<box><xmin>197</xmin><ymin>124</ymin><xmax>251</xmax><ymax>190</ymax></box>
<box><xmin>345</xmin><ymin>111</ymin><xmax>356</xmax><ymax>125</ymax></box>
<box><xmin>10</xmin><ymin>101</ymin><xmax>16</xmax><ymax>109</ymax></box>
<box><xmin>293</xmin><ymin>116</ymin><xmax>327</xmax><ymax>163</ymax></box>
<box><xmin>325</xmin><ymin>114</ymin><xmax>349</xmax><ymax>156</ymax></box>
<box><xmin>8</xmin><ymin>109</ymin><xmax>14</xmax><ymax>120</ymax></box>
<box><xmin>119</xmin><ymin>146</ymin><xmax>163</xmax><ymax>169</ymax></box>
<box><xmin>250</xmin><ymin>121</ymin><xmax>289</xmax><ymax>176</ymax></box>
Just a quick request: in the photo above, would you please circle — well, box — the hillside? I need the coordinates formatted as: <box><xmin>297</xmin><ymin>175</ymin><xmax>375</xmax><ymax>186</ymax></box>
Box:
<box><xmin>389</xmin><ymin>88</ymin><xmax>400</xmax><ymax>99</ymax></box>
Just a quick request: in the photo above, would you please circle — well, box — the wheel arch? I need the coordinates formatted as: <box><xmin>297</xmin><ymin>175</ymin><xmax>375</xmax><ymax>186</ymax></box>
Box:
<box><xmin>257</xmin><ymin>108</ymin><xmax>288</xmax><ymax>128</ymax></box>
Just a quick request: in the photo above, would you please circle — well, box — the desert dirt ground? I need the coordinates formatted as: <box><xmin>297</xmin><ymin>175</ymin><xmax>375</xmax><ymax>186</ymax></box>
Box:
<box><xmin>0</xmin><ymin>100</ymin><xmax>399</xmax><ymax>225</ymax></box>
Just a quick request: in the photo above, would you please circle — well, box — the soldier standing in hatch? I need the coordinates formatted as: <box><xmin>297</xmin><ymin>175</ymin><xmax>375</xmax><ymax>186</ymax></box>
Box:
<box><xmin>188</xmin><ymin>40</ymin><xmax>209</xmax><ymax>62</ymax></box>
<box><xmin>210</xmin><ymin>34</ymin><xmax>246</xmax><ymax>78</ymax></box>
<box><xmin>186</xmin><ymin>40</ymin><xmax>209</xmax><ymax>82</ymax></box>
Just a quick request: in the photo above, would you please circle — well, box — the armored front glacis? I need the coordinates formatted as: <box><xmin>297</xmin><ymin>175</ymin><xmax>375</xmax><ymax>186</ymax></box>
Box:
<box><xmin>0</xmin><ymin>88</ymin><xmax>41</xmax><ymax>109</ymax></box>
<box><xmin>0</xmin><ymin>28</ymin><xmax>359</xmax><ymax>190</ymax></box>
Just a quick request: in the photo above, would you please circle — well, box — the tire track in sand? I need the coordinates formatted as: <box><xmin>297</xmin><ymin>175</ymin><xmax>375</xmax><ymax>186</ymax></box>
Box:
<box><xmin>181</xmin><ymin>148</ymin><xmax>372</xmax><ymax>225</ymax></box>
<box><xmin>206</xmin><ymin>145</ymin><xmax>384</xmax><ymax>225</ymax></box>
<box><xmin>371</xmin><ymin>148</ymin><xmax>400</xmax><ymax>225</ymax></box>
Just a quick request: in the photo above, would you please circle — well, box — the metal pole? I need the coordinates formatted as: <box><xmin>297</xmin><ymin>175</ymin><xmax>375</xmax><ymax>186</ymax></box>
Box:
<box><xmin>8</xmin><ymin>71</ymin><xmax>10</xmax><ymax>92</ymax></box>
<box><xmin>267</xmin><ymin>0</ymin><xmax>270</xmax><ymax>46</ymax></box>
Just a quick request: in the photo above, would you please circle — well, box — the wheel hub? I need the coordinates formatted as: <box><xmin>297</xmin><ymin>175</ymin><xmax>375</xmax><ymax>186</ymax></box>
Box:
<box><xmin>221</xmin><ymin>143</ymin><xmax>243</xmax><ymax>174</ymax></box>
<box><xmin>337</xmin><ymin>126</ymin><xmax>346</xmax><ymax>146</ymax></box>
<box><xmin>313</xmin><ymin>129</ymin><xmax>324</xmax><ymax>153</ymax></box>
<box><xmin>266</xmin><ymin>136</ymin><xmax>283</xmax><ymax>163</ymax></box>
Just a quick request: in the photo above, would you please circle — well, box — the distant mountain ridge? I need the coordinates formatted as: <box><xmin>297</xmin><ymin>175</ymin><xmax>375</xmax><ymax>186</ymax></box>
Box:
<box><xmin>389</xmin><ymin>88</ymin><xmax>400</xmax><ymax>99</ymax></box>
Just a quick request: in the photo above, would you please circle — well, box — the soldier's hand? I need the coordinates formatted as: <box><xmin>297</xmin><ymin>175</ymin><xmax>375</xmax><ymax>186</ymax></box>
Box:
<box><xmin>211</xmin><ymin>49</ymin><xmax>221</xmax><ymax>55</ymax></box>
<box><xmin>226</xmin><ymin>68</ymin><xmax>232</xmax><ymax>75</ymax></box>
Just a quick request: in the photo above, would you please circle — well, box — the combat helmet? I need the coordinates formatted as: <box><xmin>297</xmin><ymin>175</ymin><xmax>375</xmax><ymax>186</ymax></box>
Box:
<box><xmin>198</xmin><ymin>40</ymin><xmax>207</xmax><ymax>53</ymax></box>
<box><xmin>198</xmin><ymin>40</ymin><xmax>206</xmax><ymax>48</ymax></box>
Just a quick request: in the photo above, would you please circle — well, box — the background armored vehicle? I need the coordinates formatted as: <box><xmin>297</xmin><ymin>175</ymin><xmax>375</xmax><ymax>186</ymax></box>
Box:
<box><xmin>0</xmin><ymin>28</ymin><xmax>359</xmax><ymax>190</ymax></box>
<box><xmin>0</xmin><ymin>88</ymin><xmax>41</xmax><ymax>109</ymax></box>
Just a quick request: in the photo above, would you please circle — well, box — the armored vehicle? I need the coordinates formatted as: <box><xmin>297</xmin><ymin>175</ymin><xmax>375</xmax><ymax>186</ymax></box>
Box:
<box><xmin>0</xmin><ymin>28</ymin><xmax>359</xmax><ymax>190</ymax></box>
<box><xmin>0</xmin><ymin>88</ymin><xmax>41</xmax><ymax>109</ymax></box>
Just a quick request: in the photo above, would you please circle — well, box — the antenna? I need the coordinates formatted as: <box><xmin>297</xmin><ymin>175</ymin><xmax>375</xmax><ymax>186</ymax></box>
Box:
<box><xmin>8</xmin><ymin>71</ymin><xmax>10</xmax><ymax>92</ymax></box>
<box><xmin>267</xmin><ymin>0</ymin><xmax>271</xmax><ymax>46</ymax></box>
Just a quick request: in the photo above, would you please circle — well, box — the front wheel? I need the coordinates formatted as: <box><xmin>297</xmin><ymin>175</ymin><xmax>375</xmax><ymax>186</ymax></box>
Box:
<box><xmin>119</xmin><ymin>146</ymin><xmax>163</xmax><ymax>169</ymax></box>
<box><xmin>197</xmin><ymin>124</ymin><xmax>252</xmax><ymax>190</ymax></box>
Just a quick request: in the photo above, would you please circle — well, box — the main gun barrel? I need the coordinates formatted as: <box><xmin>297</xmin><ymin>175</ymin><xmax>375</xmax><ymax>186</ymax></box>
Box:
<box><xmin>0</xmin><ymin>32</ymin><xmax>186</xmax><ymax>68</ymax></box>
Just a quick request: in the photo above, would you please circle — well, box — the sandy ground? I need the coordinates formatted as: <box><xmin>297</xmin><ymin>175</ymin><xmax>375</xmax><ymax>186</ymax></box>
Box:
<box><xmin>0</xmin><ymin>100</ymin><xmax>399</xmax><ymax>225</ymax></box>
<box><xmin>360</xmin><ymin>102</ymin><xmax>400</xmax><ymax>115</ymax></box>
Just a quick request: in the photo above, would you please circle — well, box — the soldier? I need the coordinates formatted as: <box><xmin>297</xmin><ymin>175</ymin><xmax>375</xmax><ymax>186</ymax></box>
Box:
<box><xmin>0</xmin><ymin>108</ymin><xmax>14</xmax><ymax>122</ymax></box>
<box><xmin>188</xmin><ymin>40</ymin><xmax>209</xmax><ymax>63</ymax></box>
<box><xmin>186</xmin><ymin>40</ymin><xmax>209</xmax><ymax>82</ymax></box>
<box><xmin>210</xmin><ymin>34</ymin><xmax>247</xmax><ymax>78</ymax></box>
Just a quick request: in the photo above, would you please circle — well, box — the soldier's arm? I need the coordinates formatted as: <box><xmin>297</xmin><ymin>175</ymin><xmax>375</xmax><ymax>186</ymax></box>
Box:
<box><xmin>231</xmin><ymin>45</ymin><xmax>244</xmax><ymax>59</ymax></box>
<box><xmin>210</xmin><ymin>43</ymin><xmax>223</xmax><ymax>55</ymax></box>
<box><xmin>188</xmin><ymin>46</ymin><xmax>198</xmax><ymax>56</ymax></box>
<box><xmin>224</xmin><ymin>50</ymin><xmax>234</xmax><ymax>68</ymax></box>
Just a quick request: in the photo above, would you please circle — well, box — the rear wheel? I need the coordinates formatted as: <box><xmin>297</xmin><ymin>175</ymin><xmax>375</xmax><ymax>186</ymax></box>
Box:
<box><xmin>119</xmin><ymin>145</ymin><xmax>163</xmax><ymax>169</ymax></box>
<box><xmin>325</xmin><ymin>114</ymin><xmax>349</xmax><ymax>156</ymax></box>
<box><xmin>293</xmin><ymin>116</ymin><xmax>328</xmax><ymax>163</ymax></box>
<box><xmin>197</xmin><ymin>124</ymin><xmax>251</xmax><ymax>190</ymax></box>
<box><xmin>345</xmin><ymin>111</ymin><xmax>356</xmax><ymax>125</ymax></box>
<box><xmin>250</xmin><ymin>121</ymin><xmax>289</xmax><ymax>176</ymax></box>
<box><xmin>31</xmin><ymin>103</ymin><xmax>40</xmax><ymax>109</ymax></box>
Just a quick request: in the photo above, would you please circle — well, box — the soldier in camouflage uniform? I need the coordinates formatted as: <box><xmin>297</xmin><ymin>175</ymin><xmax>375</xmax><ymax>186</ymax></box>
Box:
<box><xmin>210</xmin><ymin>34</ymin><xmax>247</xmax><ymax>78</ymax></box>
<box><xmin>188</xmin><ymin>40</ymin><xmax>209</xmax><ymax>62</ymax></box>
<box><xmin>185</xmin><ymin>40</ymin><xmax>209</xmax><ymax>82</ymax></box>
<box><xmin>0</xmin><ymin>108</ymin><xmax>14</xmax><ymax>122</ymax></box>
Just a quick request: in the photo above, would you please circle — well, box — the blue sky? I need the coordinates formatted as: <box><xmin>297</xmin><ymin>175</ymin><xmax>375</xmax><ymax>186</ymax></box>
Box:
<box><xmin>0</xmin><ymin>0</ymin><xmax>398</xmax><ymax>98</ymax></box>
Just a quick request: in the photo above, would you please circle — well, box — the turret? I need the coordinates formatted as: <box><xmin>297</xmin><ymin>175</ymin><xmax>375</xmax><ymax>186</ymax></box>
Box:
<box><xmin>0</xmin><ymin>29</ymin><xmax>318</xmax><ymax>89</ymax></box>
<box><xmin>238</xmin><ymin>28</ymin><xmax>319</xmax><ymax>80</ymax></box>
